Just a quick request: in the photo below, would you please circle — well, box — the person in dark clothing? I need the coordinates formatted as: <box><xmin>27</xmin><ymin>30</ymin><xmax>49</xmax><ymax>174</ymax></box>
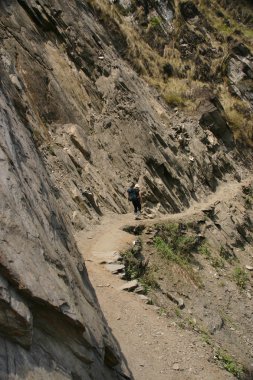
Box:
<box><xmin>127</xmin><ymin>183</ymin><xmax>142</xmax><ymax>218</ymax></box>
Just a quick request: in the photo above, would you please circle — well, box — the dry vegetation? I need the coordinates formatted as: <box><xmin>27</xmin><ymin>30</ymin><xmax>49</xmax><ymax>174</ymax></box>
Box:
<box><xmin>220</xmin><ymin>87</ymin><xmax>253</xmax><ymax>144</ymax></box>
<box><xmin>88</xmin><ymin>0</ymin><xmax>252</xmax><ymax>144</ymax></box>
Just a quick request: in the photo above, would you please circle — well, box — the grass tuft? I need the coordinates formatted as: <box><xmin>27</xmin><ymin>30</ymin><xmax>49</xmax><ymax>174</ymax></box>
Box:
<box><xmin>233</xmin><ymin>267</ymin><xmax>249</xmax><ymax>289</ymax></box>
<box><xmin>154</xmin><ymin>223</ymin><xmax>203</xmax><ymax>287</ymax></box>
<box><xmin>215</xmin><ymin>349</ymin><xmax>244</xmax><ymax>378</ymax></box>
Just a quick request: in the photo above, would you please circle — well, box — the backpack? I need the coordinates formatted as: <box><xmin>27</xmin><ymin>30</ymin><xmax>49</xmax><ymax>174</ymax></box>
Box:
<box><xmin>127</xmin><ymin>188</ymin><xmax>137</xmax><ymax>201</ymax></box>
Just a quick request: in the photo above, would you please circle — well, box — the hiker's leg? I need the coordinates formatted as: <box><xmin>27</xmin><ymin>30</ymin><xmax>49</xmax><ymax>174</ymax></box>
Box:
<box><xmin>137</xmin><ymin>199</ymin><xmax>141</xmax><ymax>212</ymax></box>
<box><xmin>132</xmin><ymin>200</ymin><xmax>138</xmax><ymax>213</ymax></box>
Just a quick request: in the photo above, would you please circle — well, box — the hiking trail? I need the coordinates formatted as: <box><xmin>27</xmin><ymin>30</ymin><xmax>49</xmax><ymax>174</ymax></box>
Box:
<box><xmin>75</xmin><ymin>178</ymin><xmax>251</xmax><ymax>380</ymax></box>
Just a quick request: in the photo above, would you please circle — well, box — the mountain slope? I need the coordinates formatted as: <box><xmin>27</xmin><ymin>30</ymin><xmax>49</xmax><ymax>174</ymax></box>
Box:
<box><xmin>0</xmin><ymin>0</ymin><xmax>252</xmax><ymax>379</ymax></box>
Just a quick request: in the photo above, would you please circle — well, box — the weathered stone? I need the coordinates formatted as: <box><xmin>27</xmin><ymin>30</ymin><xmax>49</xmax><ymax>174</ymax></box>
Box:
<box><xmin>172</xmin><ymin>362</ymin><xmax>180</xmax><ymax>370</ymax></box>
<box><xmin>205</xmin><ymin>314</ymin><xmax>224</xmax><ymax>335</ymax></box>
<box><xmin>134</xmin><ymin>285</ymin><xmax>145</xmax><ymax>294</ymax></box>
<box><xmin>119</xmin><ymin>280</ymin><xmax>138</xmax><ymax>291</ymax></box>
<box><xmin>232</xmin><ymin>43</ymin><xmax>251</xmax><ymax>57</ymax></box>
<box><xmin>226</xmin><ymin>53</ymin><xmax>253</xmax><ymax>106</ymax></box>
<box><xmin>65</xmin><ymin>124</ymin><xmax>91</xmax><ymax>161</ymax></box>
<box><xmin>180</xmin><ymin>1</ymin><xmax>200</xmax><ymax>20</ymax></box>
<box><xmin>122</xmin><ymin>225</ymin><xmax>145</xmax><ymax>235</ymax></box>
<box><xmin>138</xmin><ymin>295</ymin><xmax>150</xmax><ymax>302</ymax></box>
<box><xmin>199</xmin><ymin>96</ymin><xmax>234</xmax><ymax>146</ymax></box>
<box><xmin>105</xmin><ymin>264</ymin><xmax>125</xmax><ymax>273</ymax></box>
<box><xmin>177</xmin><ymin>298</ymin><xmax>185</xmax><ymax>309</ymax></box>
<box><xmin>106</xmin><ymin>254</ymin><xmax>122</xmax><ymax>264</ymax></box>
<box><xmin>0</xmin><ymin>275</ymin><xmax>33</xmax><ymax>348</ymax></box>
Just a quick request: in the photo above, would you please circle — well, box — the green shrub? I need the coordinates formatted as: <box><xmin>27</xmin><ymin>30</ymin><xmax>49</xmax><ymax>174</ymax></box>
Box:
<box><xmin>177</xmin><ymin>235</ymin><xmax>197</xmax><ymax>255</ymax></box>
<box><xmin>163</xmin><ymin>93</ymin><xmax>185</xmax><ymax>107</ymax></box>
<box><xmin>245</xmin><ymin>195</ymin><xmax>253</xmax><ymax>209</ymax></box>
<box><xmin>155</xmin><ymin>223</ymin><xmax>196</xmax><ymax>255</ymax></box>
<box><xmin>233</xmin><ymin>267</ymin><xmax>249</xmax><ymax>289</ymax></box>
<box><xmin>198</xmin><ymin>243</ymin><xmax>211</xmax><ymax>258</ymax></box>
<box><xmin>215</xmin><ymin>349</ymin><xmax>244</xmax><ymax>378</ymax></box>
<box><xmin>154</xmin><ymin>223</ymin><xmax>200</xmax><ymax>266</ymax></box>
<box><xmin>211</xmin><ymin>257</ymin><xmax>225</xmax><ymax>269</ymax></box>
<box><xmin>149</xmin><ymin>16</ymin><xmax>162</xmax><ymax>29</ymax></box>
<box><xmin>201</xmin><ymin>331</ymin><xmax>211</xmax><ymax>345</ymax></box>
<box><xmin>121</xmin><ymin>248</ymin><xmax>157</xmax><ymax>293</ymax></box>
<box><xmin>121</xmin><ymin>250</ymin><xmax>143</xmax><ymax>280</ymax></box>
<box><xmin>219</xmin><ymin>246</ymin><xmax>236</xmax><ymax>262</ymax></box>
<box><xmin>154</xmin><ymin>237</ymin><xmax>175</xmax><ymax>260</ymax></box>
<box><xmin>154</xmin><ymin>223</ymin><xmax>203</xmax><ymax>287</ymax></box>
<box><xmin>174</xmin><ymin>307</ymin><xmax>182</xmax><ymax>318</ymax></box>
<box><xmin>140</xmin><ymin>268</ymin><xmax>158</xmax><ymax>294</ymax></box>
<box><xmin>158</xmin><ymin>307</ymin><xmax>167</xmax><ymax>316</ymax></box>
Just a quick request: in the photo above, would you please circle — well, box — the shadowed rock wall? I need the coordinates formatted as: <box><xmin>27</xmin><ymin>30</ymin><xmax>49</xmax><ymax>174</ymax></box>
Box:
<box><xmin>0</xmin><ymin>67</ymin><xmax>130</xmax><ymax>379</ymax></box>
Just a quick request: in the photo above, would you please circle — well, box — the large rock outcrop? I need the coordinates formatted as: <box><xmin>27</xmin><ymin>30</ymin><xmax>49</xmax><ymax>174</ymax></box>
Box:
<box><xmin>0</xmin><ymin>85</ymin><xmax>130</xmax><ymax>378</ymax></box>
<box><xmin>227</xmin><ymin>43</ymin><xmax>253</xmax><ymax>105</ymax></box>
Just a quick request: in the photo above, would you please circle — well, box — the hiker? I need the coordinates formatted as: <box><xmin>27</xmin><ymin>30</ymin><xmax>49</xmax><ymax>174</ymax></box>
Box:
<box><xmin>127</xmin><ymin>182</ymin><xmax>142</xmax><ymax>218</ymax></box>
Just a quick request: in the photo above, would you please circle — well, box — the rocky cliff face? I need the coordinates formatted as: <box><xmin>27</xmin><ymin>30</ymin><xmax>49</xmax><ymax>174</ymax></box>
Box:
<box><xmin>0</xmin><ymin>2</ymin><xmax>133</xmax><ymax>378</ymax></box>
<box><xmin>0</xmin><ymin>0</ymin><xmax>252</xmax><ymax>378</ymax></box>
<box><xmin>0</xmin><ymin>68</ymin><xmax>130</xmax><ymax>379</ymax></box>
<box><xmin>113</xmin><ymin>0</ymin><xmax>253</xmax><ymax>142</ymax></box>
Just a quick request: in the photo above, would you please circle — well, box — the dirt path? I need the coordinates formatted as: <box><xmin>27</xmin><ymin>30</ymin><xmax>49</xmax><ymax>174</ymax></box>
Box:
<box><xmin>75</xmin><ymin>179</ymin><xmax>252</xmax><ymax>379</ymax></box>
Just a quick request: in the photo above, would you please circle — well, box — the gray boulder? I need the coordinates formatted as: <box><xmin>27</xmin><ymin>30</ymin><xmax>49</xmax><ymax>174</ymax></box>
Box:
<box><xmin>199</xmin><ymin>96</ymin><xmax>234</xmax><ymax>146</ymax></box>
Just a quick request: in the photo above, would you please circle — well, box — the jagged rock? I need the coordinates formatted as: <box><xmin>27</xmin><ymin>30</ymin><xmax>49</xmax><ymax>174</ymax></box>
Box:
<box><xmin>205</xmin><ymin>315</ymin><xmax>224</xmax><ymax>335</ymax></box>
<box><xmin>122</xmin><ymin>225</ymin><xmax>145</xmax><ymax>235</ymax></box>
<box><xmin>71</xmin><ymin>210</ymin><xmax>86</xmax><ymax>229</ymax></box>
<box><xmin>119</xmin><ymin>280</ymin><xmax>138</xmax><ymax>291</ymax></box>
<box><xmin>227</xmin><ymin>53</ymin><xmax>253</xmax><ymax>105</ymax></box>
<box><xmin>118</xmin><ymin>272</ymin><xmax>126</xmax><ymax>279</ymax></box>
<box><xmin>180</xmin><ymin>1</ymin><xmax>200</xmax><ymax>20</ymax></box>
<box><xmin>232</xmin><ymin>43</ymin><xmax>251</xmax><ymax>57</ymax></box>
<box><xmin>199</xmin><ymin>96</ymin><xmax>234</xmax><ymax>146</ymax></box>
<box><xmin>82</xmin><ymin>190</ymin><xmax>102</xmax><ymax>215</ymax></box>
<box><xmin>105</xmin><ymin>264</ymin><xmax>125</xmax><ymax>274</ymax></box>
<box><xmin>134</xmin><ymin>285</ymin><xmax>145</xmax><ymax>294</ymax></box>
<box><xmin>177</xmin><ymin>298</ymin><xmax>185</xmax><ymax>309</ymax></box>
<box><xmin>138</xmin><ymin>295</ymin><xmax>150</xmax><ymax>303</ymax></box>
<box><xmin>172</xmin><ymin>362</ymin><xmax>180</xmax><ymax>371</ymax></box>
<box><xmin>161</xmin><ymin>289</ymin><xmax>185</xmax><ymax>309</ymax></box>
<box><xmin>106</xmin><ymin>253</ymin><xmax>122</xmax><ymax>263</ymax></box>
<box><xmin>65</xmin><ymin>124</ymin><xmax>91</xmax><ymax>161</ymax></box>
<box><xmin>103</xmin><ymin>118</ymin><xmax>112</xmax><ymax>129</ymax></box>
<box><xmin>227</xmin><ymin>57</ymin><xmax>247</xmax><ymax>84</ymax></box>
<box><xmin>0</xmin><ymin>274</ymin><xmax>33</xmax><ymax>348</ymax></box>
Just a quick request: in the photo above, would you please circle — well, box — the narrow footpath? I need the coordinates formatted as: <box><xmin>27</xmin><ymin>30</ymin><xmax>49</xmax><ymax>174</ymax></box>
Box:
<box><xmin>75</xmin><ymin>210</ymin><xmax>235</xmax><ymax>380</ymax></box>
